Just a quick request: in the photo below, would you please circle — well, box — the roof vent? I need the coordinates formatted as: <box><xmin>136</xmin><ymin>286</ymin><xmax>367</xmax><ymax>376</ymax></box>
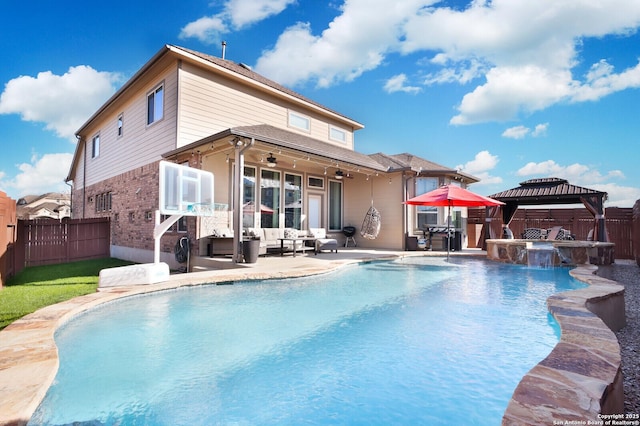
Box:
<box><xmin>221</xmin><ymin>41</ymin><xmax>227</xmax><ymax>59</ymax></box>
<box><xmin>239</xmin><ymin>63</ymin><xmax>252</xmax><ymax>71</ymax></box>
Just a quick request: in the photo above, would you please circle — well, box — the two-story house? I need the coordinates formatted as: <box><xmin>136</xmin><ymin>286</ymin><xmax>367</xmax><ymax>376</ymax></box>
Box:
<box><xmin>66</xmin><ymin>44</ymin><xmax>477</xmax><ymax>267</ymax></box>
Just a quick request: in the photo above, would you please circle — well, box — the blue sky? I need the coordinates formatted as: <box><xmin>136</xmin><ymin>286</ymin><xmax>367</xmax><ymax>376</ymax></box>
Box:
<box><xmin>1</xmin><ymin>0</ymin><xmax>640</xmax><ymax>206</ymax></box>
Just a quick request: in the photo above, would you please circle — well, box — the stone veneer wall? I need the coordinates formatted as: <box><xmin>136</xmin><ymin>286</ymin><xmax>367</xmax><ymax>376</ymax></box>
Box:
<box><xmin>71</xmin><ymin>160</ymin><xmax>202</xmax><ymax>264</ymax></box>
<box><xmin>503</xmin><ymin>265</ymin><xmax>625</xmax><ymax>424</ymax></box>
<box><xmin>486</xmin><ymin>240</ymin><xmax>615</xmax><ymax>266</ymax></box>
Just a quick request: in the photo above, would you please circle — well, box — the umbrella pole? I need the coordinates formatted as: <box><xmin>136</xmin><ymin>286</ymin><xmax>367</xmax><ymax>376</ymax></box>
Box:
<box><xmin>447</xmin><ymin>202</ymin><xmax>451</xmax><ymax>259</ymax></box>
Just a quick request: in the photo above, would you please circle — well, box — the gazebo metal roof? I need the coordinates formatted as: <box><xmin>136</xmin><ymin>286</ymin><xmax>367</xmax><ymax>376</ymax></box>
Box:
<box><xmin>489</xmin><ymin>178</ymin><xmax>607</xmax><ymax>205</ymax></box>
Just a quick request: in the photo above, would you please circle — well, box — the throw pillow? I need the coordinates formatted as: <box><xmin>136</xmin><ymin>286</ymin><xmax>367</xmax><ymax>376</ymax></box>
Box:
<box><xmin>284</xmin><ymin>228</ymin><xmax>298</xmax><ymax>239</ymax></box>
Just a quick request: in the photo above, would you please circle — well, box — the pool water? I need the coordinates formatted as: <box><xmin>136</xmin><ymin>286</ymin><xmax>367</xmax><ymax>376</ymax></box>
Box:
<box><xmin>29</xmin><ymin>258</ymin><xmax>584</xmax><ymax>425</ymax></box>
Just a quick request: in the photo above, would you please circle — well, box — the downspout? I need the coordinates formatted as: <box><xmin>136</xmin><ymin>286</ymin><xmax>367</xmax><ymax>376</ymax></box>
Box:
<box><xmin>79</xmin><ymin>136</ymin><xmax>87</xmax><ymax>219</ymax></box>
<box><xmin>402</xmin><ymin>171</ymin><xmax>409</xmax><ymax>250</ymax></box>
<box><xmin>232</xmin><ymin>137</ymin><xmax>254</xmax><ymax>263</ymax></box>
<box><xmin>65</xmin><ymin>180</ymin><xmax>73</xmax><ymax>218</ymax></box>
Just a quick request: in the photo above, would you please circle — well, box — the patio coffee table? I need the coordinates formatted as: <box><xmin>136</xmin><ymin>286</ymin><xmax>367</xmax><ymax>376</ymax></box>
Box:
<box><xmin>277</xmin><ymin>237</ymin><xmax>316</xmax><ymax>257</ymax></box>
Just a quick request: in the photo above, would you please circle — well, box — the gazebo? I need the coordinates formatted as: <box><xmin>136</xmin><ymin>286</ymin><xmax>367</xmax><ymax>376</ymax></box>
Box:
<box><xmin>481</xmin><ymin>178</ymin><xmax>609</xmax><ymax>248</ymax></box>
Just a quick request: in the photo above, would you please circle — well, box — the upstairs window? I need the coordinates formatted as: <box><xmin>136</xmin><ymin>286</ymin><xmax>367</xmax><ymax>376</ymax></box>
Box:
<box><xmin>92</xmin><ymin>134</ymin><xmax>100</xmax><ymax>158</ymax></box>
<box><xmin>117</xmin><ymin>113</ymin><xmax>123</xmax><ymax>137</ymax></box>
<box><xmin>147</xmin><ymin>83</ymin><xmax>164</xmax><ymax>125</ymax></box>
<box><xmin>288</xmin><ymin>111</ymin><xmax>310</xmax><ymax>132</ymax></box>
<box><xmin>329</xmin><ymin>126</ymin><xmax>347</xmax><ymax>143</ymax></box>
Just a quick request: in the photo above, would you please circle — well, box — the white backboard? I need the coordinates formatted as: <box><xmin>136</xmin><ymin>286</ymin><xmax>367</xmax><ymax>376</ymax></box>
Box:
<box><xmin>159</xmin><ymin>161</ymin><xmax>214</xmax><ymax>216</ymax></box>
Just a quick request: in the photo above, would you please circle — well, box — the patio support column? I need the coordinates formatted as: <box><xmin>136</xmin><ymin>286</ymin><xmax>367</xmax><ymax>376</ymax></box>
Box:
<box><xmin>402</xmin><ymin>172</ymin><xmax>410</xmax><ymax>249</ymax></box>
<box><xmin>232</xmin><ymin>137</ymin><xmax>254</xmax><ymax>263</ymax></box>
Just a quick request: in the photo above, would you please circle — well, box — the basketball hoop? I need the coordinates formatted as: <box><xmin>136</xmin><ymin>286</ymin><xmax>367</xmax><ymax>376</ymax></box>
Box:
<box><xmin>187</xmin><ymin>203</ymin><xmax>219</xmax><ymax>217</ymax></box>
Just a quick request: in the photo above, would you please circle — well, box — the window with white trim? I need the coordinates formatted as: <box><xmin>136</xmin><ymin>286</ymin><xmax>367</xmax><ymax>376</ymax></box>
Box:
<box><xmin>288</xmin><ymin>111</ymin><xmax>310</xmax><ymax>132</ymax></box>
<box><xmin>147</xmin><ymin>83</ymin><xmax>164</xmax><ymax>125</ymax></box>
<box><xmin>91</xmin><ymin>134</ymin><xmax>100</xmax><ymax>158</ymax></box>
<box><xmin>329</xmin><ymin>126</ymin><xmax>347</xmax><ymax>143</ymax></box>
<box><xmin>416</xmin><ymin>177</ymin><xmax>438</xmax><ymax>228</ymax></box>
<box><xmin>285</xmin><ymin>173</ymin><xmax>303</xmax><ymax>229</ymax></box>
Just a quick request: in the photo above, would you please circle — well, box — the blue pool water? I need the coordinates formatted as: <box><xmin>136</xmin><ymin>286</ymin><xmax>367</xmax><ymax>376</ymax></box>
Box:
<box><xmin>29</xmin><ymin>258</ymin><xmax>584</xmax><ymax>425</ymax></box>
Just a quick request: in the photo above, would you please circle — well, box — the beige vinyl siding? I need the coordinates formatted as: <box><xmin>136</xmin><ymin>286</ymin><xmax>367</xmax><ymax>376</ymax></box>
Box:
<box><xmin>343</xmin><ymin>173</ymin><xmax>405</xmax><ymax>250</ymax></box>
<box><xmin>82</xmin><ymin>64</ymin><xmax>179</xmax><ymax>187</ymax></box>
<box><xmin>177</xmin><ymin>62</ymin><xmax>354</xmax><ymax>149</ymax></box>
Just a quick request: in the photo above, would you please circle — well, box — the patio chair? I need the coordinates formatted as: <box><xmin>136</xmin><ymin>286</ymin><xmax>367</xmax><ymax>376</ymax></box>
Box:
<box><xmin>546</xmin><ymin>226</ymin><xmax>563</xmax><ymax>240</ymax></box>
<box><xmin>548</xmin><ymin>226</ymin><xmax>574</xmax><ymax>240</ymax></box>
<box><xmin>309</xmin><ymin>228</ymin><xmax>338</xmax><ymax>254</ymax></box>
<box><xmin>521</xmin><ymin>228</ymin><xmax>546</xmax><ymax>239</ymax></box>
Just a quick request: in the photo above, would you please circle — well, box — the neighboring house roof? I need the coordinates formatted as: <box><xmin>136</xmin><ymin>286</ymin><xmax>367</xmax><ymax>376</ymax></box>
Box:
<box><xmin>489</xmin><ymin>178</ymin><xmax>607</xmax><ymax>205</ymax></box>
<box><xmin>368</xmin><ymin>152</ymin><xmax>479</xmax><ymax>183</ymax></box>
<box><xmin>163</xmin><ymin>124</ymin><xmax>389</xmax><ymax>173</ymax></box>
<box><xmin>16</xmin><ymin>193</ymin><xmax>70</xmax><ymax>219</ymax></box>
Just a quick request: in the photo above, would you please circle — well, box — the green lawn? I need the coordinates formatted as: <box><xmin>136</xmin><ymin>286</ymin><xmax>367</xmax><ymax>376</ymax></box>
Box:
<box><xmin>0</xmin><ymin>258</ymin><xmax>134</xmax><ymax>330</ymax></box>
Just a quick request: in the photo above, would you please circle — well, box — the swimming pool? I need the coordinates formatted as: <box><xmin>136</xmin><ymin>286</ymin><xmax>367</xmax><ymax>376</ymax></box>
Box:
<box><xmin>29</xmin><ymin>258</ymin><xmax>584</xmax><ymax>425</ymax></box>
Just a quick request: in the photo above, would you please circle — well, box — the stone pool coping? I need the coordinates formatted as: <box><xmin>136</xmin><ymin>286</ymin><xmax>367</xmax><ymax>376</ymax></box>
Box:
<box><xmin>503</xmin><ymin>265</ymin><xmax>625</xmax><ymax>424</ymax></box>
<box><xmin>0</xmin><ymin>250</ymin><xmax>625</xmax><ymax>425</ymax></box>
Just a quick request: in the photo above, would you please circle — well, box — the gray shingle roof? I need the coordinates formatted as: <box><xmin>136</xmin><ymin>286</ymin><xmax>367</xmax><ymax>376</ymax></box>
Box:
<box><xmin>368</xmin><ymin>152</ymin><xmax>479</xmax><ymax>182</ymax></box>
<box><xmin>164</xmin><ymin>124</ymin><xmax>389</xmax><ymax>172</ymax></box>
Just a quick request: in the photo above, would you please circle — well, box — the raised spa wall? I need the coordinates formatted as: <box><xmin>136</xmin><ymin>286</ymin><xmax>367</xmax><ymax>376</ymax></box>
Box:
<box><xmin>486</xmin><ymin>239</ymin><xmax>615</xmax><ymax>266</ymax></box>
<box><xmin>490</xmin><ymin>238</ymin><xmax>626</xmax><ymax>424</ymax></box>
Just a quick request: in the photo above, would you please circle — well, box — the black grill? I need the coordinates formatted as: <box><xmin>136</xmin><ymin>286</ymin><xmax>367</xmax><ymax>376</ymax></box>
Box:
<box><xmin>343</xmin><ymin>226</ymin><xmax>356</xmax><ymax>237</ymax></box>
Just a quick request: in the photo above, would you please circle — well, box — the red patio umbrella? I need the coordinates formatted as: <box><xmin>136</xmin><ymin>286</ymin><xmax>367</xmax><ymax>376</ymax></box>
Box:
<box><xmin>404</xmin><ymin>185</ymin><xmax>504</xmax><ymax>257</ymax></box>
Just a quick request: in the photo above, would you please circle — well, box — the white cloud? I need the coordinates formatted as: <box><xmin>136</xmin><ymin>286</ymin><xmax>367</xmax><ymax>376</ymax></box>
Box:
<box><xmin>180</xmin><ymin>0</ymin><xmax>296</xmax><ymax>43</ymax></box>
<box><xmin>0</xmin><ymin>66</ymin><xmax>121</xmax><ymax>140</ymax></box>
<box><xmin>531</xmin><ymin>123</ymin><xmax>549</xmax><ymax>137</ymax></box>
<box><xmin>226</xmin><ymin>0</ymin><xmax>296</xmax><ymax>28</ymax></box>
<box><xmin>502</xmin><ymin>125</ymin><xmax>529</xmax><ymax>139</ymax></box>
<box><xmin>254</xmin><ymin>0</ymin><xmax>427</xmax><ymax>87</ymax></box>
<box><xmin>589</xmin><ymin>182</ymin><xmax>640</xmax><ymax>208</ymax></box>
<box><xmin>455</xmin><ymin>150</ymin><xmax>502</xmax><ymax>185</ymax></box>
<box><xmin>244</xmin><ymin>0</ymin><xmax>640</xmax><ymax>121</ymax></box>
<box><xmin>515</xmin><ymin>159</ymin><xmax>638</xmax><ymax>206</ymax></box>
<box><xmin>450</xmin><ymin>65</ymin><xmax>573</xmax><ymax>124</ymax></box>
<box><xmin>502</xmin><ymin>122</ymin><xmax>549</xmax><ymax>139</ymax></box>
<box><xmin>457</xmin><ymin>150</ymin><xmax>499</xmax><ymax>174</ymax></box>
<box><xmin>423</xmin><ymin>58</ymin><xmax>486</xmax><ymax>85</ymax></box>
<box><xmin>403</xmin><ymin>1</ymin><xmax>640</xmax><ymax>124</ymax></box>
<box><xmin>0</xmin><ymin>153</ymin><xmax>73</xmax><ymax>197</ymax></box>
<box><xmin>179</xmin><ymin>16</ymin><xmax>228</xmax><ymax>43</ymax></box>
<box><xmin>571</xmin><ymin>59</ymin><xmax>640</xmax><ymax>102</ymax></box>
<box><xmin>383</xmin><ymin>74</ymin><xmax>421</xmax><ymax>94</ymax></box>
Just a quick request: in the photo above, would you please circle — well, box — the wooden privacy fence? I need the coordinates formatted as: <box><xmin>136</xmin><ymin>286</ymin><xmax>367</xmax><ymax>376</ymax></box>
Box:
<box><xmin>467</xmin><ymin>207</ymin><xmax>634</xmax><ymax>259</ymax></box>
<box><xmin>0</xmin><ymin>191</ymin><xmax>17</xmax><ymax>288</ymax></box>
<box><xmin>12</xmin><ymin>218</ymin><xmax>111</xmax><ymax>275</ymax></box>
